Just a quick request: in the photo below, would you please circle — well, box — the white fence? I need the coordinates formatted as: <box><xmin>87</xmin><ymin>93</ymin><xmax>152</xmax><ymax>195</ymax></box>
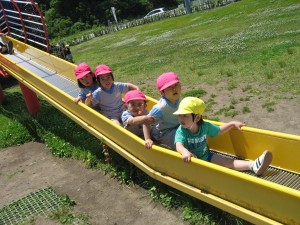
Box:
<box><xmin>67</xmin><ymin>0</ymin><xmax>238</xmax><ymax>46</ymax></box>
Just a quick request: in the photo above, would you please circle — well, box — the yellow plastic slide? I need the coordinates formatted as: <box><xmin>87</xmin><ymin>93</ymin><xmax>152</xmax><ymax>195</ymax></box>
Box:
<box><xmin>1</xmin><ymin>37</ymin><xmax>299</xmax><ymax>225</ymax></box>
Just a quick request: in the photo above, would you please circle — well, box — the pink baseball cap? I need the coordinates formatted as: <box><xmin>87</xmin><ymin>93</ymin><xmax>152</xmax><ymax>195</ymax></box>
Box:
<box><xmin>156</xmin><ymin>72</ymin><xmax>180</xmax><ymax>91</ymax></box>
<box><xmin>124</xmin><ymin>90</ymin><xmax>147</xmax><ymax>104</ymax></box>
<box><xmin>74</xmin><ymin>62</ymin><xmax>92</xmax><ymax>79</ymax></box>
<box><xmin>94</xmin><ymin>64</ymin><xmax>112</xmax><ymax>77</ymax></box>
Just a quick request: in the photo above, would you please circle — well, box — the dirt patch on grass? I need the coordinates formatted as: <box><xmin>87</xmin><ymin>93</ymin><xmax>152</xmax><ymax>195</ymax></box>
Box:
<box><xmin>182</xmin><ymin>81</ymin><xmax>300</xmax><ymax>136</ymax></box>
<box><xmin>0</xmin><ymin>142</ymin><xmax>186</xmax><ymax>225</ymax></box>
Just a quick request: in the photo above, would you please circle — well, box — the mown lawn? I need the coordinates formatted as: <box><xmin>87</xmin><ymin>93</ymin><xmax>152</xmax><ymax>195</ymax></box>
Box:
<box><xmin>71</xmin><ymin>0</ymin><xmax>299</xmax><ymax>100</ymax></box>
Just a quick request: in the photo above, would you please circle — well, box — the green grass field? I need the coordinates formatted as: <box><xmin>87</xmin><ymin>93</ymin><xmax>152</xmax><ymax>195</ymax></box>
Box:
<box><xmin>71</xmin><ymin>0</ymin><xmax>299</xmax><ymax>100</ymax></box>
<box><xmin>1</xmin><ymin>0</ymin><xmax>299</xmax><ymax>224</ymax></box>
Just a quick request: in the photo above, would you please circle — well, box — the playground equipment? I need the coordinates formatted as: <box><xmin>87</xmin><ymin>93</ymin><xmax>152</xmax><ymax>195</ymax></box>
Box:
<box><xmin>0</xmin><ymin>1</ymin><xmax>299</xmax><ymax>224</ymax></box>
<box><xmin>0</xmin><ymin>37</ymin><xmax>299</xmax><ymax>225</ymax></box>
<box><xmin>0</xmin><ymin>0</ymin><xmax>70</xmax><ymax>109</ymax></box>
<box><xmin>0</xmin><ymin>0</ymin><xmax>50</xmax><ymax>51</ymax></box>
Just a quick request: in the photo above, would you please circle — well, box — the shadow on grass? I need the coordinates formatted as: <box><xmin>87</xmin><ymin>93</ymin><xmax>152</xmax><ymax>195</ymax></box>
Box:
<box><xmin>0</xmin><ymin>89</ymin><xmax>102</xmax><ymax>158</ymax></box>
<box><xmin>0</xmin><ymin>76</ymin><xmax>18</xmax><ymax>89</ymax></box>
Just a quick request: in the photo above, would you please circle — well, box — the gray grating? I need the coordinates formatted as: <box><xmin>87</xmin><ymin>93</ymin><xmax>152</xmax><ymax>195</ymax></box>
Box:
<box><xmin>0</xmin><ymin>187</ymin><xmax>66</xmax><ymax>225</ymax></box>
<box><xmin>7</xmin><ymin>53</ymin><xmax>80</xmax><ymax>98</ymax></box>
<box><xmin>44</xmin><ymin>75</ymin><xmax>79</xmax><ymax>97</ymax></box>
<box><xmin>263</xmin><ymin>168</ymin><xmax>300</xmax><ymax>190</ymax></box>
<box><xmin>18</xmin><ymin>60</ymin><xmax>57</xmax><ymax>78</ymax></box>
<box><xmin>211</xmin><ymin>150</ymin><xmax>300</xmax><ymax>191</ymax></box>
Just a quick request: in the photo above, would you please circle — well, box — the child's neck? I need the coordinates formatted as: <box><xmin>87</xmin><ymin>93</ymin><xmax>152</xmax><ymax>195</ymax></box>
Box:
<box><xmin>164</xmin><ymin>97</ymin><xmax>178</xmax><ymax>105</ymax></box>
<box><xmin>87</xmin><ymin>83</ymin><xmax>94</xmax><ymax>88</ymax></box>
<box><xmin>188</xmin><ymin>123</ymin><xmax>199</xmax><ymax>134</ymax></box>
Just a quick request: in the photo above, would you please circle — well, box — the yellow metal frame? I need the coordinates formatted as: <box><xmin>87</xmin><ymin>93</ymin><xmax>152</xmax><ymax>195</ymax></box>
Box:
<box><xmin>1</xmin><ymin>38</ymin><xmax>299</xmax><ymax>225</ymax></box>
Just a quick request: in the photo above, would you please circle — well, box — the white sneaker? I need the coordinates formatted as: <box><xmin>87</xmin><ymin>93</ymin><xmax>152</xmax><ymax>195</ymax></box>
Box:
<box><xmin>251</xmin><ymin>150</ymin><xmax>272</xmax><ymax>176</ymax></box>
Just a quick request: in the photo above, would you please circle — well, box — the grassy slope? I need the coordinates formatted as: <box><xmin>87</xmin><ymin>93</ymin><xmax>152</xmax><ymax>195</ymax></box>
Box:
<box><xmin>72</xmin><ymin>0</ymin><xmax>299</xmax><ymax>100</ymax></box>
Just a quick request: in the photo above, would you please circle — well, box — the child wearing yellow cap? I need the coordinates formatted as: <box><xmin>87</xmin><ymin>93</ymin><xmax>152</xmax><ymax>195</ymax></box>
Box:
<box><xmin>173</xmin><ymin>96</ymin><xmax>272</xmax><ymax>176</ymax></box>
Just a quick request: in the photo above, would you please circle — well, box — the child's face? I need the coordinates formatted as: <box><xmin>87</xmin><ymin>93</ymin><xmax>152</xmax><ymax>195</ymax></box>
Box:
<box><xmin>161</xmin><ymin>82</ymin><xmax>181</xmax><ymax>104</ymax></box>
<box><xmin>127</xmin><ymin>100</ymin><xmax>146</xmax><ymax>116</ymax></box>
<box><xmin>79</xmin><ymin>73</ymin><xmax>94</xmax><ymax>87</ymax></box>
<box><xmin>99</xmin><ymin>73</ymin><xmax>113</xmax><ymax>90</ymax></box>
<box><xmin>178</xmin><ymin>114</ymin><xmax>194</xmax><ymax>128</ymax></box>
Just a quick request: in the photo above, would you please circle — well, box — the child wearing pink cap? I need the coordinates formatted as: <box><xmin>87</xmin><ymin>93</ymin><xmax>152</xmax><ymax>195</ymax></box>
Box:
<box><xmin>74</xmin><ymin>62</ymin><xmax>99</xmax><ymax>105</ymax></box>
<box><xmin>121</xmin><ymin>90</ymin><xmax>155</xmax><ymax>149</ymax></box>
<box><xmin>85</xmin><ymin>64</ymin><xmax>138</xmax><ymax>125</ymax></box>
<box><xmin>148</xmin><ymin>72</ymin><xmax>182</xmax><ymax>150</ymax></box>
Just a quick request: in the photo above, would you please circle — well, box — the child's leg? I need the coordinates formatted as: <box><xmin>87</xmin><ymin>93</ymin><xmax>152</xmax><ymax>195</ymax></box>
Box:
<box><xmin>0</xmin><ymin>34</ymin><xmax>13</xmax><ymax>54</ymax></box>
<box><xmin>159</xmin><ymin>129</ymin><xmax>176</xmax><ymax>150</ymax></box>
<box><xmin>211</xmin><ymin>154</ymin><xmax>251</xmax><ymax>171</ymax></box>
<box><xmin>0</xmin><ymin>46</ymin><xmax>8</xmax><ymax>53</ymax></box>
<box><xmin>0</xmin><ymin>40</ymin><xmax>13</xmax><ymax>54</ymax></box>
<box><xmin>210</xmin><ymin>150</ymin><xmax>272</xmax><ymax>176</ymax></box>
<box><xmin>7</xmin><ymin>41</ymin><xmax>13</xmax><ymax>54</ymax></box>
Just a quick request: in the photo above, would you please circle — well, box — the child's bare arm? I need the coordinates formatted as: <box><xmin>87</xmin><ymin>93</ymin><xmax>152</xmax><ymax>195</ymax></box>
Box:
<box><xmin>219</xmin><ymin>121</ymin><xmax>245</xmax><ymax>135</ymax></box>
<box><xmin>176</xmin><ymin>142</ymin><xmax>194</xmax><ymax>163</ymax></box>
<box><xmin>127</xmin><ymin>83</ymin><xmax>139</xmax><ymax>91</ymax></box>
<box><xmin>127</xmin><ymin>115</ymin><xmax>154</xmax><ymax>125</ymax></box>
<box><xmin>84</xmin><ymin>92</ymin><xmax>92</xmax><ymax>106</ymax></box>
<box><xmin>143</xmin><ymin>124</ymin><xmax>153</xmax><ymax>149</ymax></box>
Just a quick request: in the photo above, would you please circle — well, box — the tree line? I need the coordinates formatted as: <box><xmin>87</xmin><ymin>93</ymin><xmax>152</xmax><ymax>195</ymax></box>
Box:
<box><xmin>35</xmin><ymin>0</ymin><xmax>182</xmax><ymax>39</ymax></box>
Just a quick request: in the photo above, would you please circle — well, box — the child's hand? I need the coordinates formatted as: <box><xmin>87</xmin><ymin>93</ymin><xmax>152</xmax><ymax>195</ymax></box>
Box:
<box><xmin>143</xmin><ymin>115</ymin><xmax>155</xmax><ymax>125</ymax></box>
<box><xmin>219</xmin><ymin>121</ymin><xmax>246</xmax><ymax>134</ymax></box>
<box><xmin>232</xmin><ymin>121</ymin><xmax>245</xmax><ymax>130</ymax></box>
<box><xmin>74</xmin><ymin>97</ymin><xmax>82</xmax><ymax>104</ymax></box>
<box><xmin>85</xmin><ymin>92</ymin><xmax>92</xmax><ymax>105</ymax></box>
<box><xmin>182</xmin><ymin>150</ymin><xmax>194</xmax><ymax>163</ymax></box>
<box><xmin>144</xmin><ymin>139</ymin><xmax>153</xmax><ymax>149</ymax></box>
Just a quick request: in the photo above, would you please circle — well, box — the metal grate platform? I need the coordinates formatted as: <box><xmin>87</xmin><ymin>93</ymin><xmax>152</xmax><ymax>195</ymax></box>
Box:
<box><xmin>262</xmin><ymin>167</ymin><xmax>300</xmax><ymax>190</ymax></box>
<box><xmin>211</xmin><ymin>150</ymin><xmax>300</xmax><ymax>191</ymax></box>
<box><xmin>0</xmin><ymin>187</ymin><xmax>66</xmax><ymax>225</ymax></box>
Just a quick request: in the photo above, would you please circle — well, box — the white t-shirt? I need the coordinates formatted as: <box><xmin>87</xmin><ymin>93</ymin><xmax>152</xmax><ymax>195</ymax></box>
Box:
<box><xmin>91</xmin><ymin>82</ymin><xmax>129</xmax><ymax>120</ymax></box>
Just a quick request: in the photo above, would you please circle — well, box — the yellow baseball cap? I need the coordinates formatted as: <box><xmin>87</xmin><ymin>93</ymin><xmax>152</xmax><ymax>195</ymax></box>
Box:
<box><xmin>173</xmin><ymin>97</ymin><xmax>206</xmax><ymax>115</ymax></box>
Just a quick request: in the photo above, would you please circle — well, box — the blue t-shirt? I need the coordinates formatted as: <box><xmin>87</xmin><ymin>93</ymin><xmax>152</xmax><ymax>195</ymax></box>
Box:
<box><xmin>174</xmin><ymin>121</ymin><xmax>220</xmax><ymax>160</ymax></box>
<box><xmin>121</xmin><ymin>109</ymin><xmax>149</xmax><ymax>138</ymax></box>
<box><xmin>78</xmin><ymin>82</ymin><xmax>98</xmax><ymax>102</ymax></box>
<box><xmin>148</xmin><ymin>96</ymin><xmax>181</xmax><ymax>149</ymax></box>
<box><xmin>149</xmin><ymin>97</ymin><xmax>181</xmax><ymax>132</ymax></box>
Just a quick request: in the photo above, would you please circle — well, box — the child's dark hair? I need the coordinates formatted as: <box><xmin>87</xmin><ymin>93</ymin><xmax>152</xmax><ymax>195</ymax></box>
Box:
<box><xmin>192</xmin><ymin>114</ymin><xmax>204</xmax><ymax>126</ymax></box>
<box><xmin>77</xmin><ymin>74</ymin><xmax>96</xmax><ymax>88</ymax></box>
<box><xmin>96</xmin><ymin>73</ymin><xmax>114</xmax><ymax>87</ymax></box>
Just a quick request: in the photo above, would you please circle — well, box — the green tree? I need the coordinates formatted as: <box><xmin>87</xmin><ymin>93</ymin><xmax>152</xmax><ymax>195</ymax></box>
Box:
<box><xmin>41</xmin><ymin>0</ymin><xmax>182</xmax><ymax>39</ymax></box>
